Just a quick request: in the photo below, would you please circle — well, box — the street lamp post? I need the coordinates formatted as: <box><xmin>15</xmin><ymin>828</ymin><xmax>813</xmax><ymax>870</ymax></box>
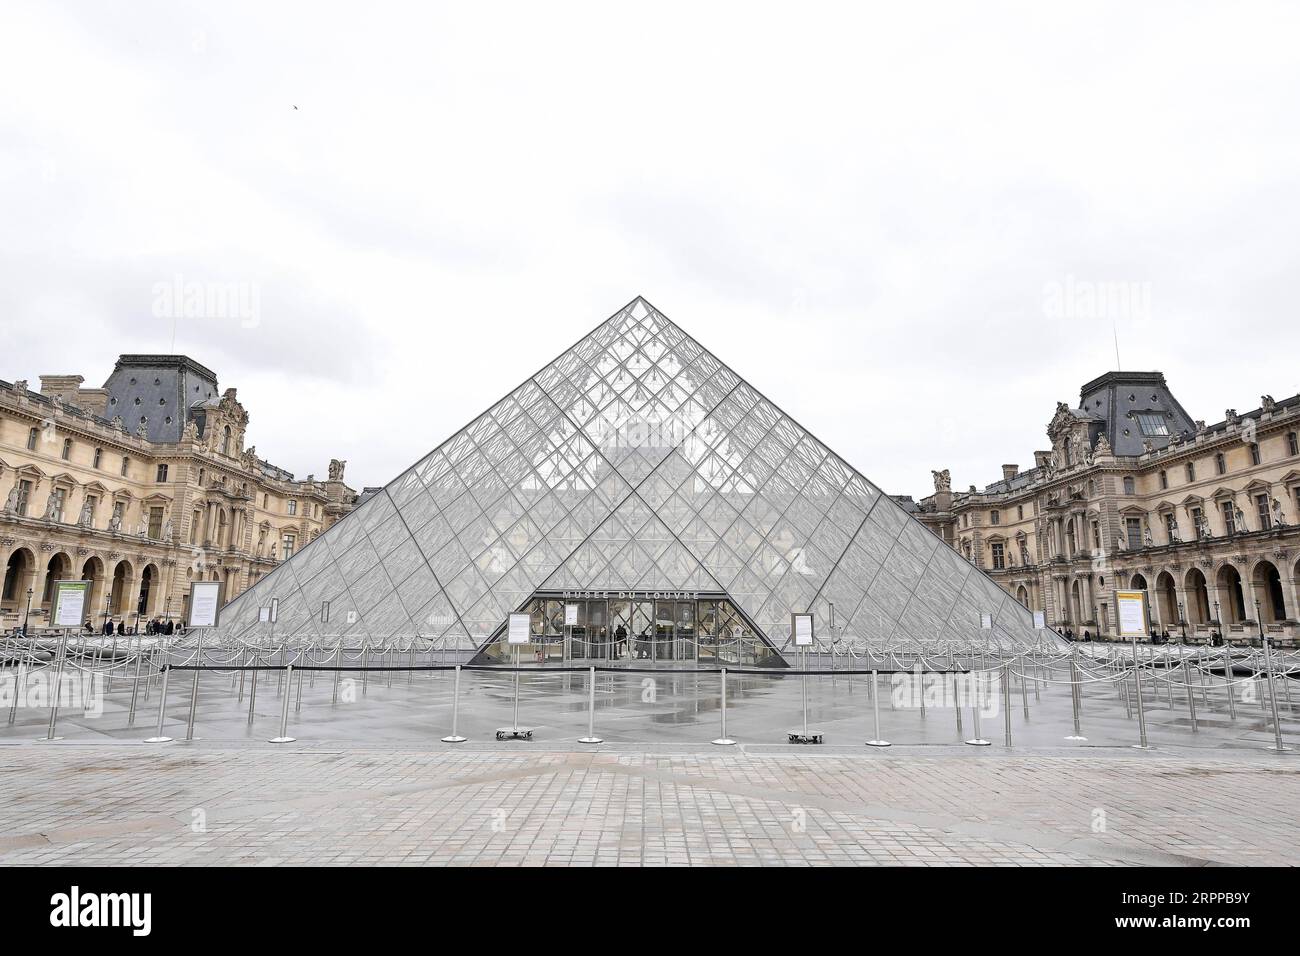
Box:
<box><xmin>1177</xmin><ymin>601</ymin><xmax>1187</xmax><ymax>644</ymax></box>
<box><xmin>1212</xmin><ymin>601</ymin><xmax>1221</xmax><ymax>645</ymax></box>
<box><xmin>23</xmin><ymin>587</ymin><xmax>33</xmax><ymax>637</ymax></box>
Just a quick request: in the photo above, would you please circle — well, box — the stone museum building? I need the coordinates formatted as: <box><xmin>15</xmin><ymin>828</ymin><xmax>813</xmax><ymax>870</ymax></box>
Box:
<box><xmin>0</xmin><ymin>355</ymin><xmax>358</xmax><ymax>631</ymax></box>
<box><xmin>903</xmin><ymin>371</ymin><xmax>1300</xmax><ymax>644</ymax></box>
<box><xmin>209</xmin><ymin>298</ymin><xmax>1043</xmax><ymax>666</ymax></box>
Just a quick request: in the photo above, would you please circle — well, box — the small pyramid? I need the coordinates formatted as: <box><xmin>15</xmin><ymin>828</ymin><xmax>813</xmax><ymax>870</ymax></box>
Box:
<box><xmin>214</xmin><ymin>297</ymin><xmax>1046</xmax><ymax>660</ymax></box>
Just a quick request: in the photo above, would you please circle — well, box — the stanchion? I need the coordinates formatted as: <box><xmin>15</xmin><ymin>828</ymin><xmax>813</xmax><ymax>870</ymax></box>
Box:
<box><xmin>442</xmin><ymin>664</ymin><xmax>467</xmax><ymax>742</ymax></box>
<box><xmin>1131</xmin><ymin>636</ymin><xmax>1150</xmax><ymax>750</ymax></box>
<box><xmin>787</xmin><ymin>646</ymin><xmax>824</xmax><ymax>743</ymax></box>
<box><xmin>965</xmin><ymin>671</ymin><xmax>990</xmax><ymax>746</ymax></box>
<box><xmin>294</xmin><ymin>662</ymin><xmax>304</xmax><ymax>714</ymax></box>
<box><xmin>712</xmin><ymin>667</ymin><xmax>736</xmax><ymax>745</ymax></box>
<box><xmin>144</xmin><ymin>665</ymin><xmax>173</xmax><ymax>743</ymax></box>
<box><xmin>128</xmin><ymin>636</ymin><xmax>144</xmax><ymax>726</ymax></box>
<box><xmin>331</xmin><ymin>650</ymin><xmax>341</xmax><ymax>705</ymax></box>
<box><xmin>1182</xmin><ymin>657</ymin><xmax>1198</xmax><ymax>733</ymax></box>
<box><xmin>185</xmin><ymin>632</ymin><xmax>205</xmax><ymax>742</ymax></box>
<box><xmin>865</xmin><ymin>670</ymin><xmax>890</xmax><ymax>747</ymax></box>
<box><xmin>247</xmin><ymin>661</ymin><xmax>259</xmax><ymax>725</ymax></box>
<box><xmin>1002</xmin><ymin>664</ymin><xmax>1012</xmax><ymax>747</ymax></box>
<box><xmin>269</xmin><ymin>665</ymin><xmax>296</xmax><ymax>743</ymax></box>
<box><xmin>1261</xmin><ymin>637</ymin><xmax>1291</xmax><ymax>753</ymax></box>
<box><xmin>42</xmin><ymin>630</ymin><xmax>69</xmax><ymax>741</ymax></box>
<box><xmin>1065</xmin><ymin>655</ymin><xmax>1087</xmax><ymax>741</ymax></box>
<box><xmin>1224</xmin><ymin>643</ymin><xmax>1236</xmax><ymax>719</ymax></box>
<box><xmin>578</xmin><ymin>665</ymin><xmax>602</xmax><ymax>744</ymax></box>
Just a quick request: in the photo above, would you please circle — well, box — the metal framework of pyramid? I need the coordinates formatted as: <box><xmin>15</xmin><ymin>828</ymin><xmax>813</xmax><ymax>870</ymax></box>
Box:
<box><xmin>212</xmin><ymin>297</ymin><xmax>1047</xmax><ymax>657</ymax></box>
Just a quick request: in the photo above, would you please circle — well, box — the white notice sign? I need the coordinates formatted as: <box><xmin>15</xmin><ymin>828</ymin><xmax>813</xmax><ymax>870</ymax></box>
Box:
<box><xmin>565</xmin><ymin>603</ymin><xmax>579</xmax><ymax>627</ymax></box>
<box><xmin>980</xmin><ymin>613</ymin><xmax>994</xmax><ymax>630</ymax></box>
<box><xmin>508</xmin><ymin>612</ymin><xmax>531</xmax><ymax>645</ymax></box>
<box><xmin>1115</xmin><ymin>590</ymin><xmax>1148</xmax><ymax>638</ymax></box>
<box><xmin>1032</xmin><ymin>610</ymin><xmax>1046</xmax><ymax>630</ymax></box>
<box><xmin>52</xmin><ymin>580</ymin><xmax>90</xmax><ymax>628</ymax></box>
<box><xmin>792</xmin><ymin>613</ymin><xmax>814</xmax><ymax>647</ymax></box>
<box><xmin>188</xmin><ymin>581</ymin><xmax>223</xmax><ymax>628</ymax></box>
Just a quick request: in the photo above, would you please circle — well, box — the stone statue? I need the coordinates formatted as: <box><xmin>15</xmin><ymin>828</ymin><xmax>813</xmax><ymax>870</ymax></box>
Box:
<box><xmin>44</xmin><ymin>493</ymin><xmax>61</xmax><ymax>521</ymax></box>
<box><xmin>270</xmin><ymin>542</ymin><xmax>277</xmax><ymax>559</ymax></box>
<box><xmin>2</xmin><ymin>485</ymin><xmax>18</xmax><ymax>514</ymax></box>
<box><xmin>1194</xmin><ymin>420</ymin><xmax>1207</xmax><ymax>435</ymax></box>
<box><xmin>1093</xmin><ymin>434</ymin><xmax>1113</xmax><ymax>458</ymax></box>
<box><xmin>134</xmin><ymin>420</ymin><xmax>149</xmax><ymax>439</ymax></box>
<box><xmin>1273</xmin><ymin>498</ymin><xmax>1287</xmax><ymax>528</ymax></box>
<box><xmin>11</xmin><ymin>379</ymin><xmax>28</xmax><ymax>394</ymax></box>
<box><xmin>1169</xmin><ymin>525</ymin><xmax>1181</xmax><ymax>544</ymax></box>
<box><xmin>931</xmin><ymin>468</ymin><xmax>950</xmax><ymax>494</ymax></box>
<box><xmin>162</xmin><ymin>518</ymin><xmax>174</xmax><ymax>541</ymax></box>
<box><xmin>76</xmin><ymin>499</ymin><xmax>94</xmax><ymax>528</ymax></box>
<box><xmin>110</xmin><ymin>415</ymin><xmax>125</xmax><ymax>432</ymax></box>
<box><xmin>328</xmin><ymin>458</ymin><xmax>347</xmax><ymax>481</ymax></box>
<box><xmin>1234</xmin><ymin>506</ymin><xmax>1247</xmax><ymax>534</ymax></box>
<box><xmin>137</xmin><ymin>519</ymin><xmax>148</xmax><ymax>537</ymax></box>
<box><xmin>1143</xmin><ymin>524</ymin><xmax>1153</xmax><ymax>548</ymax></box>
<box><xmin>184</xmin><ymin>419</ymin><xmax>200</xmax><ymax>442</ymax></box>
<box><xmin>1225</xmin><ymin>409</ymin><xmax>1239</xmax><ymax>425</ymax></box>
<box><xmin>1261</xmin><ymin>395</ymin><xmax>1277</xmax><ymax>413</ymax></box>
<box><xmin>107</xmin><ymin>510</ymin><xmax>122</xmax><ymax>533</ymax></box>
<box><xmin>1196</xmin><ymin>512</ymin><xmax>1211</xmax><ymax>539</ymax></box>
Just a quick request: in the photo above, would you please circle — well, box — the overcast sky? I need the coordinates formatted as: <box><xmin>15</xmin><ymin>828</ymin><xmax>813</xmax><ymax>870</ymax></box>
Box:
<box><xmin>3</xmin><ymin>2</ymin><xmax>1299</xmax><ymax>499</ymax></box>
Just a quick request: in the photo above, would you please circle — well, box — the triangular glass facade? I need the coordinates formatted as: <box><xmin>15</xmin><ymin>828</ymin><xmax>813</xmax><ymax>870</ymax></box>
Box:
<box><xmin>212</xmin><ymin>297</ymin><xmax>1044</xmax><ymax>658</ymax></box>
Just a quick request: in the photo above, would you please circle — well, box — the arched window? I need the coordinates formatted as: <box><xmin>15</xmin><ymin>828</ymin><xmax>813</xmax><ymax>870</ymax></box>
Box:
<box><xmin>1249</xmin><ymin>443</ymin><xmax>1261</xmax><ymax>466</ymax></box>
<box><xmin>61</xmin><ymin>438</ymin><xmax>72</xmax><ymax>460</ymax></box>
<box><xmin>26</xmin><ymin>427</ymin><xmax>38</xmax><ymax>451</ymax></box>
<box><xmin>1215</xmin><ymin>452</ymin><xmax>1226</xmax><ymax>475</ymax></box>
<box><xmin>222</xmin><ymin>425</ymin><xmax>232</xmax><ymax>456</ymax></box>
<box><xmin>93</xmin><ymin>447</ymin><xmax>102</xmax><ymax>469</ymax></box>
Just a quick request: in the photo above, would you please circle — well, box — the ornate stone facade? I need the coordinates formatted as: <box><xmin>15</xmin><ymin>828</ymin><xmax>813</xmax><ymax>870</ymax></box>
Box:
<box><xmin>0</xmin><ymin>356</ymin><xmax>358</xmax><ymax>631</ymax></box>
<box><xmin>907</xmin><ymin>371</ymin><xmax>1300</xmax><ymax>644</ymax></box>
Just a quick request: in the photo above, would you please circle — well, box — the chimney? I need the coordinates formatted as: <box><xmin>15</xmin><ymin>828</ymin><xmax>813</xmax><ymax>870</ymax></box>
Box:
<box><xmin>1002</xmin><ymin>464</ymin><xmax>1019</xmax><ymax>482</ymax></box>
<box><xmin>39</xmin><ymin>374</ymin><xmax>84</xmax><ymax>404</ymax></box>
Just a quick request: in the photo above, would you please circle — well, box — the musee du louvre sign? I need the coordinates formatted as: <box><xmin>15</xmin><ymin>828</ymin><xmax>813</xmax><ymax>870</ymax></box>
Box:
<box><xmin>550</xmin><ymin>590</ymin><xmax>706</xmax><ymax>602</ymax></box>
<box><xmin>207</xmin><ymin>296</ymin><xmax>1048</xmax><ymax>664</ymax></box>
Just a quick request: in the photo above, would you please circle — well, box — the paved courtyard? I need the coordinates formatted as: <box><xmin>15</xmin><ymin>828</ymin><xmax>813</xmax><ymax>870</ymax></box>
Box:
<box><xmin>0</xmin><ymin>745</ymin><xmax>1296</xmax><ymax>865</ymax></box>
<box><xmin>2</xmin><ymin>661</ymin><xmax>1298</xmax><ymax>865</ymax></box>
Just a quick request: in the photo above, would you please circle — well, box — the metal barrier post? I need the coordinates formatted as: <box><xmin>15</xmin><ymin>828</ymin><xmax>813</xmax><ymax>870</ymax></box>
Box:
<box><xmin>1131</xmin><ymin>637</ymin><xmax>1149</xmax><ymax>750</ymax></box>
<box><xmin>294</xmin><ymin>662</ymin><xmax>304</xmax><ymax>714</ymax></box>
<box><xmin>865</xmin><ymin>670</ymin><xmax>890</xmax><ymax>747</ymax></box>
<box><xmin>954</xmin><ymin>673</ymin><xmax>963</xmax><ymax>737</ymax></box>
<box><xmin>332</xmin><ymin>648</ymin><xmax>342</xmax><ymax>704</ymax></box>
<box><xmin>248</xmin><ymin>660</ymin><xmax>258</xmax><ymax>724</ymax></box>
<box><xmin>578</xmin><ymin>666</ymin><xmax>602</xmax><ymax>744</ymax></box>
<box><xmin>144</xmin><ymin>665</ymin><xmax>173</xmax><ymax>743</ymax></box>
<box><xmin>269</xmin><ymin>665</ymin><xmax>296</xmax><ymax>743</ymax></box>
<box><xmin>965</xmin><ymin>671</ymin><xmax>990</xmax><ymax>746</ymax></box>
<box><xmin>1224</xmin><ymin>643</ymin><xmax>1236</xmax><ymax>719</ymax></box>
<box><xmin>712</xmin><ymin>667</ymin><xmax>736</xmax><ymax>745</ymax></box>
<box><xmin>186</xmin><ymin>632</ymin><xmax>205</xmax><ymax>741</ymax></box>
<box><xmin>1182</xmin><ymin>657</ymin><xmax>1198</xmax><ymax>733</ymax></box>
<box><xmin>442</xmin><ymin>664</ymin><xmax>467</xmax><ymax>742</ymax></box>
<box><xmin>128</xmin><ymin>636</ymin><xmax>144</xmax><ymax>726</ymax></box>
<box><xmin>1065</xmin><ymin>655</ymin><xmax>1087</xmax><ymax>741</ymax></box>
<box><xmin>1262</xmin><ymin>637</ymin><xmax>1290</xmax><ymax>753</ymax></box>
<box><xmin>1002</xmin><ymin>664</ymin><xmax>1012</xmax><ymax>747</ymax></box>
<box><xmin>43</xmin><ymin>630</ymin><xmax>69</xmax><ymax>741</ymax></box>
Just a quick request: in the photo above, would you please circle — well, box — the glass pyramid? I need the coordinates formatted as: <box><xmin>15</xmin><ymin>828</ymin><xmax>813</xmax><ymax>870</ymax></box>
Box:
<box><xmin>212</xmin><ymin>297</ymin><xmax>1045</xmax><ymax>658</ymax></box>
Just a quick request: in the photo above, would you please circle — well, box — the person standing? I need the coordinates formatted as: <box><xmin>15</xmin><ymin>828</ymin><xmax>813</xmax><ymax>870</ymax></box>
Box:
<box><xmin>614</xmin><ymin>623</ymin><xmax>627</xmax><ymax>660</ymax></box>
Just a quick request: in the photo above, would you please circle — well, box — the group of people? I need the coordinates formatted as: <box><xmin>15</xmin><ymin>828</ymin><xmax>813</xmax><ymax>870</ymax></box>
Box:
<box><xmin>80</xmin><ymin>617</ymin><xmax>181</xmax><ymax>636</ymax></box>
<box><xmin>1061</xmin><ymin>628</ymin><xmax>1093</xmax><ymax>642</ymax></box>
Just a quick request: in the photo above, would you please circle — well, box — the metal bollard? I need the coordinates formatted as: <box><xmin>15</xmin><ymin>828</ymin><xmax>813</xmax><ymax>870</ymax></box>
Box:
<box><xmin>712</xmin><ymin>667</ymin><xmax>736</xmax><ymax>745</ymax></box>
<box><xmin>186</xmin><ymin>638</ymin><xmax>205</xmax><ymax>742</ymax></box>
<box><xmin>1224</xmin><ymin>644</ymin><xmax>1236</xmax><ymax>719</ymax></box>
<box><xmin>332</xmin><ymin>654</ymin><xmax>342</xmax><ymax>705</ymax></box>
<box><xmin>578</xmin><ymin>666</ymin><xmax>602</xmax><ymax>744</ymax></box>
<box><xmin>1065</xmin><ymin>657</ymin><xmax>1086</xmax><ymax>741</ymax></box>
<box><xmin>1131</xmin><ymin>637</ymin><xmax>1149</xmax><ymax>750</ymax></box>
<box><xmin>44</xmin><ymin>632</ymin><xmax>69</xmax><ymax>741</ymax></box>
<box><xmin>865</xmin><ymin>670</ymin><xmax>890</xmax><ymax>747</ymax></box>
<box><xmin>1002</xmin><ymin>664</ymin><xmax>1012</xmax><ymax>747</ymax></box>
<box><xmin>269</xmin><ymin>665</ymin><xmax>296</xmax><ymax>743</ymax></box>
<box><xmin>144</xmin><ymin>665</ymin><xmax>173</xmax><ymax>743</ymax></box>
<box><xmin>954</xmin><ymin>673</ymin><xmax>963</xmax><ymax>736</ymax></box>
<box><xmin>294</xmin><ymin>664</ymin><xmax>304</xmax><ymax>714</ymax></box>
<box><xmin>1182</xmin><ymin>657</ymin><xmax>1198</xmax><ymax>732</ymax></box>
<box><xmin>965</xmin><ymin>671</ymin><xmax>990</xmax><ymax>746</ymax></box>
<box><xmin>248</xmin><ymin>662</ymin><xmax>259</xmax><ymax>724</ymax></box>
<box><xmin>128</xmin><ymin>639</ymin><xmax>144</xmax><ymax>727</ymax></box>
<box><xmin>442</xmin><ymin>665</ymin><xmax>467</xmax><ymax>743</ymax></box>
<box><xmin>362</xmin><ymin>645</ymin><xmax>370</xmax><ymax>697</ymax></box>
<box><xmin>1261</xmin><ymin>638</ymin><xmax>1290</xmax><ymax>753</ymax></box>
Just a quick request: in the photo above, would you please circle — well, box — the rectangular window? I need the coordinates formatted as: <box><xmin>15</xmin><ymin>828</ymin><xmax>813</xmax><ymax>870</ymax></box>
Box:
<box><xmin>191</xmin><ymin>510</ymin><xmax>201</xmax><ymax>544</ymax></box>
<box><xmin>93</xmin><ymin>448</ymin><xmax>102</xmax><ymax>469</ymax></box>
<box><xmin>1249</xmin><ymin>444</ymin><xmax>1261</xmax><ymax>466</ymax></box>
<box><xmin>1191</xmin><ymin>506</ymin><xmax>1204</xmax><ymax>539</ymax></box>
<box><xmin>16</xmin><ymin>480</ymin><xmax>32</xmax><ymax>517</ymax></box>
<box><xmin>1216</xmin><ymin>454</ymin><xmax>1226</xmax><ymax>475</ymax></box>
<box><xmin>1017</xmin><ymin>505</ymin><xmax>1024</xmax><ymax>520</ymax></box>
<box><xmin>263</xmin><ymin>494</ymin><xmax>268</xmax><ymax>509</ymax></box>
<box><xmin>1164</xmin><ymin>512</ymin><xmax>1178</xmax><ymax>541</ymax></box>
<box><xmin>1126</xmin><ymin>516</ymin><xmax>1143</xmax><ymax>550</ymax></box>
<box><xmin>1290</xmin><ymin>432</ymin><xmax>1299</xmax><ymax>456</ymax></box>
<box><xmin>61</xmin><ymin>439</ymin><xmax>72</xmax><ymax>461</ymax></box>
<box><xmin>990</xmin><ymin>510</ymin><xmax>1000</xmax><ymax>525</ymax></box>
<box><xmin>1123</xmin><ymin>476</ymin><xmax>1136</xmax><ymax>495</ymax></box>
<box><xmin>156</xmin><ymin>463</ymin><xmax>169</xmax><ymax>483</ymax></box>
<box><xmin>1221</xmin><ymin>500</ymin><xmax>1236</xmax><ymax>535</ymax></box>
<box><xmin>148</xmin><ymin>506</ymin><xmax>164</xmax><ymax>540</ymax></box>
<box><xmin>1136</xmin><ymin>413</ymin><xmax>1170</xmax><ymax>436</ymax></box>
<box><xmin>1092</xmin><ymin>522</ymin><xmax>1100</xmax><ymax>549</ymax></box>
<box><xmin>1159</xmin><ymin>470</ymin><xmax>1168</xmax><ymax>490</ymax></box>
<box><xmin>120</xmin><ymin>457</ymin><xmax>130</xmax><ymax>477</ymax></box>
<box><xmin>287</xmin><ymin>500</ymin><xmax>297</xmax><ymax>516</ymax></box>
<box><xmin>281</xmin><ymin>533</ymin><xmax>296</xmax><ymax>559</ymax></box>
<box><xmin>26</xmin><ymin>428</ymin><xmax>38</xmax><ymax>451</ymax></box>
<box><xmin>1257</xmin><ymin>493</ymin><xmax>1271</xmax><ymax>531</ymax></box>
<box><xmin>990</xmin><ymin>542</ymin><xmax>1005</xmax><ymax>570</ymax></box>
<box><xmin>1186</xmin><ymin>462</ymin><xmax>1196</xmax><ymax>482</ymax></box>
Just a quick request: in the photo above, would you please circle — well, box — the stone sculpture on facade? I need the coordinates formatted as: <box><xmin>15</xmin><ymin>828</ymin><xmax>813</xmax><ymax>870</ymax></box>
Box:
<box><xmin>76</xmin><ymin>499</ymin><xmax>94</xmax><ymax>529</ymax></box>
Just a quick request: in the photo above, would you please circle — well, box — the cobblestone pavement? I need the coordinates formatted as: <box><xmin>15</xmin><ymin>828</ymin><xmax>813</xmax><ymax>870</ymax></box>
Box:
<box><xmin>0</xmin><ymin>745</ymin><xmax>1296</xmax><ymax>866</ymax></box>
